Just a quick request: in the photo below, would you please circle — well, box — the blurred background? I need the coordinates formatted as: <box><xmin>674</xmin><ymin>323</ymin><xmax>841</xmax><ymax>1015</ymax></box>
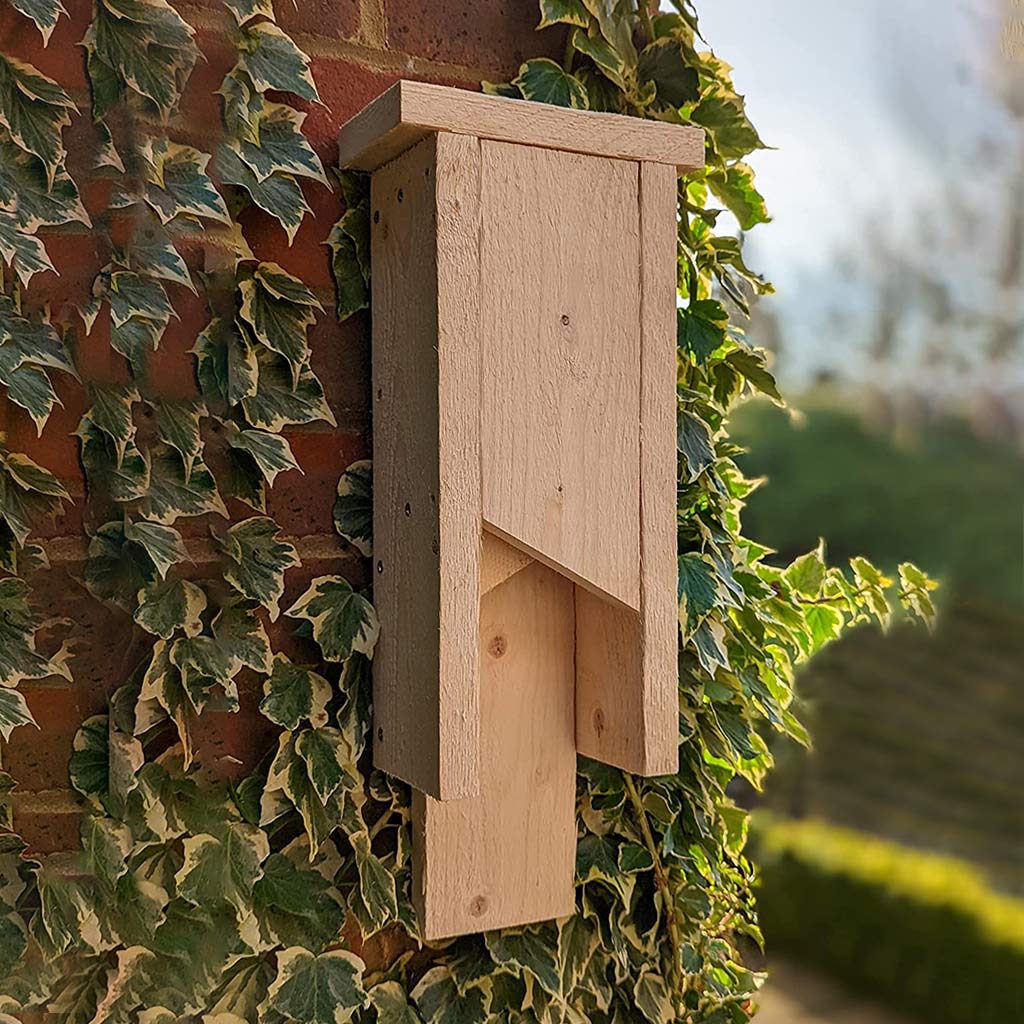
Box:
<box><xmin>694</xmin><ymin>1</ymin><xmax>1024</xmax><ymax>1020</ymax></box>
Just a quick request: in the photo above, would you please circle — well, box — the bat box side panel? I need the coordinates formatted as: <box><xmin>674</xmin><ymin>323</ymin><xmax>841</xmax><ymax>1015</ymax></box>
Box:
<box><xmin>371</xmin><ymin>132</ymin><xmax>482</xmax><ymax>800</ymax></box>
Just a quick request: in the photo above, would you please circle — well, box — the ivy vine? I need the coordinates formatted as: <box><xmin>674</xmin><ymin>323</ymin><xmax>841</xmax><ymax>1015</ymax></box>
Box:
<box><xmin>0</xmin><ymin>1</ymin><xmax>938</xmax><ymax>1023</ymax></box>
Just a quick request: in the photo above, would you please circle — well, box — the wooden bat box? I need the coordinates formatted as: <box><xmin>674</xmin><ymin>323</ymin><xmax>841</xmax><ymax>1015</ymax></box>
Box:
<box><xmin>339</xmin><ymin>81</ymin><xmax>704</xmax><ymax>939</ymax></box>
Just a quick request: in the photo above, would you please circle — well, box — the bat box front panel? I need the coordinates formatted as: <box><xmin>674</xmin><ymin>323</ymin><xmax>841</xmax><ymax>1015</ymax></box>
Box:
<box><xmin>479</xmin><ymin>141</ymin><xmax>643</xmax><ymax>613</ymax></box>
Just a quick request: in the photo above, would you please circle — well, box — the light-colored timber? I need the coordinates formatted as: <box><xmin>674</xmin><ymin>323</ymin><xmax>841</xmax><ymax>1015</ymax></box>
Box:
<box><xmin>339</xmin><ymin>79</ymin><xmax>705</xmax><ymax>173</ymax></box>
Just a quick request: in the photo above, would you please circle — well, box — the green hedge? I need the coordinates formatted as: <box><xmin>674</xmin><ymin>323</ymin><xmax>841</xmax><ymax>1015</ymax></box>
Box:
<box><xmin>754</xmin><ymin>817</ymin><xmax>1024</xmax><ymax>1022</ymax></box>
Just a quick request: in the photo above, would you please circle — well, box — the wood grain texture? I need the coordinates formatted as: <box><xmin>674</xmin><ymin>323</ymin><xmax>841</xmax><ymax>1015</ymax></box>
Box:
<box><xmin>339</xmin><ymin>80</ymin><xmax>705</xmax><ymax>173</ymax></box>
<box><xmin>479</xmin><ymin>141</ymin><xmax>641</xmax><ymax>611</ymax></box>
<box><xmin>575</xmin><ymin>162</ymin><xmax>679</xmax><ymax>775</ymax></box>
<box><xmin>481</xmin><ymin>529</ymin><xmax>534</xmax><ymax>596</ymax></box>
<box><xmin>371</xmin><ymin>132</ymin><xmax>482</xmax><ymax>800</ymax></box>
<box><xmin>413</xmin><ymin>561</ymin><xmax>577</xmax><ymax>939</ymax></box>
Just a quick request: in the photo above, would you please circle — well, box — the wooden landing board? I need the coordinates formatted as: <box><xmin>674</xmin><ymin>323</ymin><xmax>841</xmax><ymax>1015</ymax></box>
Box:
<box><xmin>371</xmin><ymin>132</ymin><xmax>482</xmax><ymax>800</ymax></box>
<box><xmin>413</xmin><ymin>560</ymin><xmax>577</xmax><ymax>939</ymax></box>
<box><xmin>339</xmin><ymin>80</ymin><xmax>706</xmax><ymax>174</ymax></box>
<box><xmin>479</xmin><ymin>141</ymin><xmax>642</xmax><ymax>612</ymax></box>
<box><xmin>574</xmin><ymin>162</ymin><xmax>680</xmax><ymax>776</ymax></box>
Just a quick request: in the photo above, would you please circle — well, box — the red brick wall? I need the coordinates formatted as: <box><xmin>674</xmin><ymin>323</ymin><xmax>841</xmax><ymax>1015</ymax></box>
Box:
<box><xmin>1</xmin><ymin>0</ymin><xmax>565</xmax><ymax>859</ymax></box>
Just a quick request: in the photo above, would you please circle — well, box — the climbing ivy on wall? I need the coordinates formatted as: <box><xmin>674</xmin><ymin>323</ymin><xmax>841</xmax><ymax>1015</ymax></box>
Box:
<box><xmin>0</xmin><ymin>1</ymin><xmax>937</xmax><ymax>1023</ymax></box>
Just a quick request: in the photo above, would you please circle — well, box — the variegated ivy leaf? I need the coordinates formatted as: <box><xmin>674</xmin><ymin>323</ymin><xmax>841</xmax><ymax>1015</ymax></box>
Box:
<box><xmin>128</xmin><ymin>231</ymin><xmax>195</xmax><ymax>292</ymax></box>
<box><xmin>0</xmin><ymin>54</ymin><xmax>74</xmax><ymax>184</ymax></box>
<box><xmin>570</xmin><ymin>27</ymin><xmax>630</xmax><ymax>92</ymax></box>
<box><xmin>538</xmin><ymin>0</ymin><xmax>590</xmax><ymax>29</ymax></box>
<box><xmin>144</xmin><ymin>140</ymin><xmax>230</xmax><ymax>225</ymax></box>
<box><xmin>252</xmin><ymin>853</ymin><xmax>345</xmax><ymax>952</ymax></box>
<box><xmin>261</xmin><ymin>732</ymin><xmax>343</xmax><ymax>855</ymax></box>
<box><xmin>124</xmin><ymin>519</ymin><xmax>186</xmax><ymax>579</ymax></box>
<box><xmin>223</xmin><ymin>0</ymin><xmax>275</xmax><ymax>24</ymax></box>
<box><xmin>0</xmin><ymin>687</ymin><xmax>37</xmax><ymax>740</ymax></box>
<box><xmin>633</xmin><ymin>970</ymin><xmax>673</xmax><ymax>1024</ymax></box>
<box><xmin>170</xmin><ymin>634</ymin><xmax>237</xmax><ymax>711</ymax></box>
<box><xmin>266</xmin><ymin>948</ymin><xmax>368</xmax><ymax>1024</ymax></box>
<box><xmin>238</xmin><ymin>276</ymin><xmax>317</xmax><ymax>383</ymax></box>
<box><xmin>175</xmin><ymin>824</ymin><xmax>269</xmax><ymax>914</ymax></box>
<box><xmin>241</xmin><ymin>22</ymin><xmax>321</xmax><ymax>103</ymax></box>
<box><xmin>141</xmin><ymin>445</ymin><xmax>229</xmax><ymax>525</ymax></box>
<box><xmin>255</xmin><ymin>262</ymin><xmax>322</xmax><ymax>307</ymax></box>
<box><xmin>242</xmin><ymin>348</ymin><xmax>336</xmax><ymax>432</ymax></box>
<box><xmin>327</xmin><ymin>200</ymin><xmax>369</xmax><ymax>320</ymax></box>
<box><xmin>232</xmin><ymin>103</ymin><xmax>328</xmax><ymax>185</ymax></box>
<box><xmin>107</xmin><ymin>271</ymin><xmax>175</xmax><ymax>331</ymax></box>
<box><xmin>486</xmin><ymin>925</ymin><xmax>562</xmax><ymax>1000</ymax></box>
<box><xmin>0</xmin><ymin>214</ymin><xmax>54</xmax><ymax>286</ymax></box>
<box><xmin>34</xmin><ymin>869</ymin><xmax>102</xmax><ymax>956</ymax></box>
<box><xmin>83</xmin><ymin>0</ymin><xmax>199</xmax><ymax>116</ymax></box>
<box><xmin>193</xmin><ymin>315</ymin><xmax>260</xmax><ymax>407</ymax></box>
<box><xmin>212</xmin><ymin>598</ymin><xmax>273</xmax><ymax>674</ymax></box>
<box><xmin>412</xmin><ymin>967</ymin><xmax>488</xmax><ymax>1024</ymax></box>
<box><xmin>136</xmin><ymin>640</ymin><xmax>196</xmax><ymax>760</ymax></box>
<box><xmin>81</xmin><ymin>382</ymin><xmax>137</xmax><ymax>466</ymax></box>
<box><xmin>111</xmin><ymin>316</ymin><xmax>163</xmax><ymax>372</ymax></box>
<box><xmin>81</xmin><ymin>814</ymin><xmax>132</xmax><ymax>893</ymax></box>
<box><xmin>0</xmin><ymin>296</ymin><xmax>76</xmax><ymax>374</ymax></box>
<box><xmin>333</xmin><ymin>460</ymin><xmax>371</xmax><ymax>556</ymax></box>
<box><xmin>259</xmin><ymin>654</ymin><xmax>331</xmax><ymax>731</ymax></box>
<box><xmin>349</xmin><ymin>828</ymin><xmax>398</xmax><ymax>935</ymax></box>
<box><xmin>216</xmin><ymin>516</ymin><xmax>299</xmax><ymax>618</ymax></box>
<box><xmin>286</xmin><ymin>576</ymin><xmax>380</xmax><ymax>664</ymax></box>
<box><xmin>0</xmin><ymin>139</ymin><xmax>90</xmax><ymax>232</ymax></box>
<box><xmin>83</xmin><ymin>521</ymin><xmax>158</xmax><ymax>611</ymax></box>
<box><xmin>2</xmin><ymin>363</ymin><xmax>58</xmax><ymax>434</ymax></box>
<box><xmin>134</xmin><ymin>577</ymin><xmax>206</xmax><ymax>639</ymax></box>
<box><xmin>370</xmin><ymin>982</ymin><xmax>423</xmax><ymax>1024</ymax></box>
<box><xmin>8</xmin><ymin>0</ymin><xmax>67</xmax><ymax>44</ymax></box>
<box><xmin>150</xmin><ymin>398</ymin><xmax>206</xmax><ymax>482</ymax></box>
<box><xmin>0</xmin><ymin>448</ymin><xmax>68</xmax><ymax>545</ymax></box>
<box><xmin>77</xmin><ymin>418</ymin><xmax>150</xmax><ymax>504</ymax></box>
<box><xmin>215</xmin><ymin>147</ymin><xmax>310</xmax><ymax>244</ymax></box>
<box><xmin>295</xmin><ymin>726</ymin><xmax>357</xmax><ymax>803</ymax></box>
<box><xmin>224</xmin><ymin>423</ymin><xmax>300</xmax><ymax>487</ymax></box>
<box><xmin>0</xmin><ymin>576</ymin><xmax>68</xmax><ymax>688</ymax></box>
<box><xmin>218</xmin><ymin>66</ymin><xmax>264</xmax><ymax>145</ymax></box>
<box><xmin>512</xmin><ymin>58</ymin><xmax>589</xmax><ymax>109</ymax></box>
<box><xmin>68</xmin><ymin>714</ymin><xmax>143</xmax><ymax>811</ymax></box>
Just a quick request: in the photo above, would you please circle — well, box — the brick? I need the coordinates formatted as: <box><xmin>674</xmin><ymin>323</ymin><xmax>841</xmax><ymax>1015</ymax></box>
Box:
<box><xmin>13</xmin><ymin>802</ymin><xmax>82</xmax><ymax>856</ymax></box>
<box><xmin>0</xmin><ymin>5</ymin><xmax>90</xmax><ymax>93</ymax></box>
<box><xmin>191</xmin><ymin>674</ymin><xmax>280</xmax><ymax>780</ymax></box>
<box><xmin>308</xmin><ymin>311</ymin><xmax>372</xmax><ymax>428</ymax></box>
<box><xmin>276</xmin><ymin>0</ymin><xmax>360</xmax><ymax>42</ymax></box>
<box><xmin>385</xmin><ymin>0</ymin><xmax>568</xmax><ymax>76</ymax></box>
<box><xmin>8</xmin><ymin>686</ymin><xmax>83</xmax><ymax>792</ymax></box>
<box><xmin>267</xmin><ymin>429</ymin><xmax>367</xmax><ymax>536</ymax></box>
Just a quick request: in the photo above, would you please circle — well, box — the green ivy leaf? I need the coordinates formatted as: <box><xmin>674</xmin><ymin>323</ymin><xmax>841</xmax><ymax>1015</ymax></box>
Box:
<box><xmin>286</xmin><ymin>576</ymin><xmax>380</xmax><ymax>663</ymax></box>
<box><xmin>678</xmin><ymin>300</ymin><xmax>727</xmax><ymax>364</ymax></box>
<box><xmin>633</xmin><ymin>970</ymin><xmax>673</xmax><ymax>1024</ymax></box>
<box><xmin>333</xmin><ymin>460</ymin><xmax>371</xmax><ymax>557</ymax></box>
<box><xmin>225</xmin><ymin>424</ymin><xmax>301</xmax><ymax>488</ymax></box>
<box><xmin>725</xmin><ymin>347</ymin><xmax>781</xmax><ymax>402</ymax></box>
<box><xmin>265</xmin><ymin>947</ymin><xmax>368</xmax><ymax>1024</ymax></box>
<box><xmin>193</xmin><ymin>316</ymin><xmax>260</xmax><ymax>407</ymax></box>
<box><xmin>216</xmin><ymin>516</ymin><xmax>299</xmax><ymax>618</ymax></box>
<box><xmin>677</xmin><ymin>552</ymin><xmax>718</xmax><ymax>639</ymax></box>
<box><xmin>260</xmin><ymin>654</ymin><xmax>331</xmax><ymax>731</ymax></box>
<box><xmin>232</xmin><ymin>103</ymin><xmax>327</xmax><ymax>185</ymax></box>
<box><xmin>708</xmin><ymin>161</ymin><xmax>769</xmax><ymax>231</ymax></box>
<box><xmin>215</xmin><ymin>148</ymin><xmax>311</xmax><ymax>243</ymax></box>
<box><xmin>486</xmin><ymin>925</ymin><xmax>562</xmax><ymax>999</ymax></box>
<box><xmin>327</xmin><ymin>204</ymin><xmax>369</xmax><ymax>321</ymax></box>
<box><xmin>638</xmin><ymin>40</ymin><xmax>700</xmax><ymax>109</ymax></box>
<box><xmin>349</xmin><ymin>828</ymin><xmax>398</xmax><ymax>934</ymax></box>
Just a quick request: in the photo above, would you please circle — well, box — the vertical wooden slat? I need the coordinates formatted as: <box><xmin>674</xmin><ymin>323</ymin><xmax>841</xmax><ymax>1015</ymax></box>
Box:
<box><xmin>575</xmin><ymin>161</ymin><xmax>679</xmax><ymax>776</ymax></box>
<box><xmin>478</xmin><ymin>141</ymin><xmax>642</xmax><ymax>613</ymax></box>
<box><xmin>413</xmin><ymin>559</ymin><xmax>577</xmax><ymax>939</ymax></box>
<box><xmin>370</xmin><ymin>131</ymin><xmax>482</xmax><ymax>800</ymax></box>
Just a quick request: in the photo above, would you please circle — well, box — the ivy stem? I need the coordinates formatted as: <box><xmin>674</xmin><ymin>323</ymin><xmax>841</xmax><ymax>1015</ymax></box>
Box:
<box><xmin>623</xmin><ymin>772</ymin><xmax>685</xmax><ymax>1010</ymax></box>
<box><xmin>562</xmin><ymin>30</ymin><xmax>576</xmax><ymax>73</ymax></box>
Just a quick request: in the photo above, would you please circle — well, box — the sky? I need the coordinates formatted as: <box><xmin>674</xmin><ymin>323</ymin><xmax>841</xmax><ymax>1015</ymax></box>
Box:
<box><xmin>693</xmin><ymin>1</ymin><xmax>1016</xmax><ymax>386</ymax></box>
